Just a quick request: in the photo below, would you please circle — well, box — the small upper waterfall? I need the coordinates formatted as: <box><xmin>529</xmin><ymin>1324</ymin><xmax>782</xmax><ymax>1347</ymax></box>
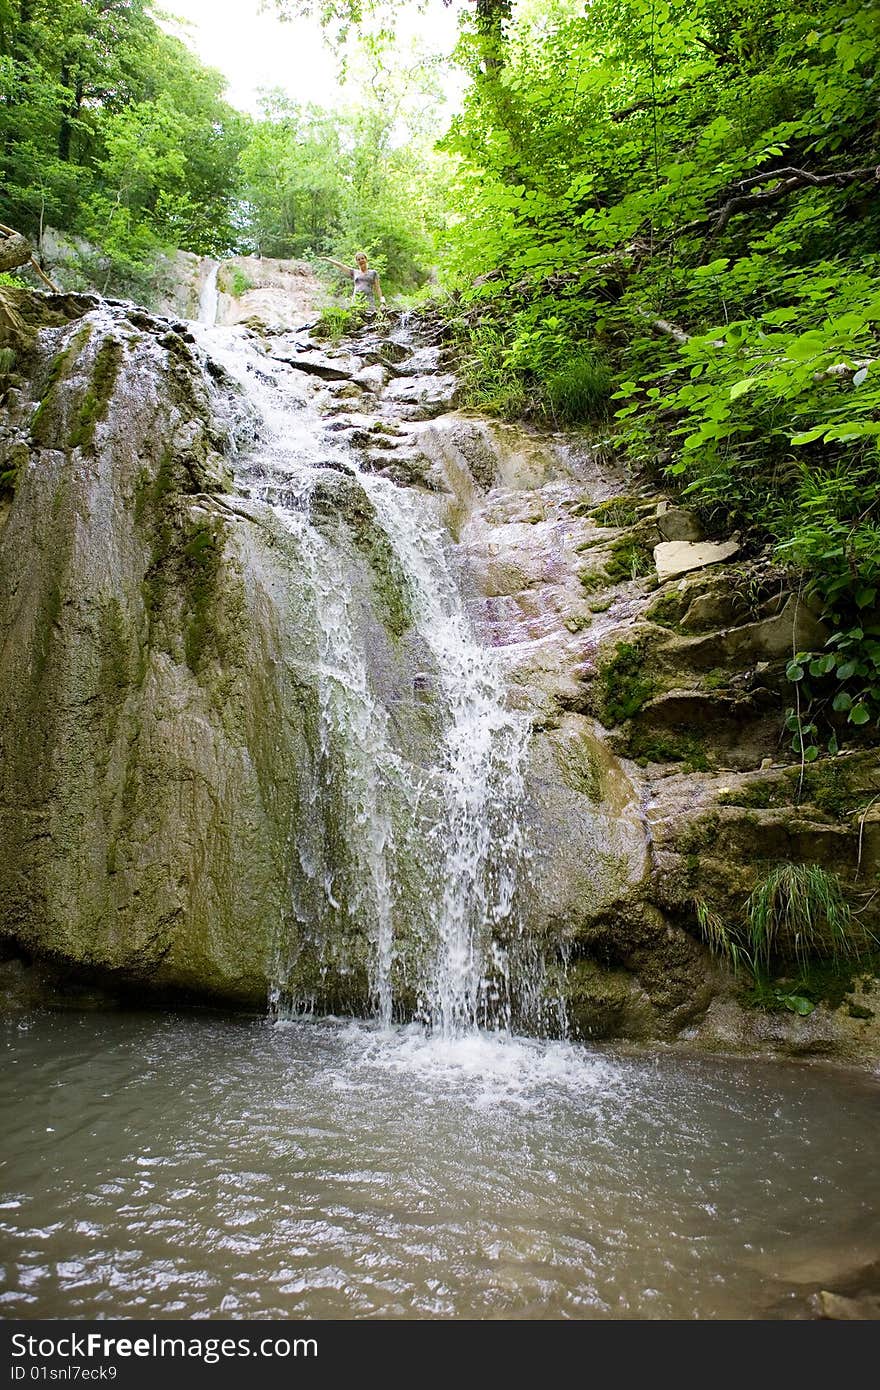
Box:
<box><xmin>197</xmin><ymin>261</ymin><xmax>220</xmax><ymax>326</ymax></box>
<box><xmin>193</xmin><ymin>318</ymin><xmax>531</xmax><ymax>1036</ymax></box>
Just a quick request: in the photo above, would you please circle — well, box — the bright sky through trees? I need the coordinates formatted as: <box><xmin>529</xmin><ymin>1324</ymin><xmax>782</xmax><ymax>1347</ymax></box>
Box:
<box><xmin>159</xmin><ymin>0</ymin><xmax>464</xmax><ymax>113</ymax></box>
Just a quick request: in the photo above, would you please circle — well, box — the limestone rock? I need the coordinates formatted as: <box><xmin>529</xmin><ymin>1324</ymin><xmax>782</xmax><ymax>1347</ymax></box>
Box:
<box><xmin>656</xmin><ymin>505</ymin><xmax>703</xmax><ymax>543</ymax></box>
<box><xmin>653</xmin><ymin>538</ymin><xmax>740</xmax><ymax>581</ymax></box>
<box><xmin>811</xmin><ymin>1291</ymin><xmax>880</xmax><ymax>1320</ymax></box>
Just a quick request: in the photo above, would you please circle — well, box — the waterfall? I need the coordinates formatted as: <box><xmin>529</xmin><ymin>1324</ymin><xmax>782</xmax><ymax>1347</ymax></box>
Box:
<box><xmin>197</xmin><ymin>261</ymin><xmax>220</xmax><ymax>326</ymax></box>
<box><xmin>194</xmin><ymin>321</ymin><xmax>530</xmax><ymax>1036</ymax></box>
<box><xmin>359</xmin><ymin>475</ymin><xmax>528</xmax><ymax>1033</ymax></box>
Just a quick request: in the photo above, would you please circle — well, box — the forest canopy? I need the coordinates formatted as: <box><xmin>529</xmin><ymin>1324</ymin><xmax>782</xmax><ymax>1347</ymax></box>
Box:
<box><xmin>0</xmin><ymin>0</ymin><xmax>447</xmax><ymax>291</ymax></box>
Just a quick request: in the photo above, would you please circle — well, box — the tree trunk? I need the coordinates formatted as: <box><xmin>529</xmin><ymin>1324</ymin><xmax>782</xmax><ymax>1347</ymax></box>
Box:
<box><xmin>0</xmin><ymin>231</ymin><xmax>32</xmax><ymax>272</ymax></box>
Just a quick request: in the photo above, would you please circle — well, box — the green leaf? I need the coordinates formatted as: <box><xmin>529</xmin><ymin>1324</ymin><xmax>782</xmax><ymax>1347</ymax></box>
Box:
<box><xmin>849</xmin><ymin>704</ymin><xmax>871</xmax><ymax>725</ymax></box>
<box><xmin>832</xmin><ymin>691</ymin><xmax>852</xmax><ymax>712</ymax></box>
<box><xmin>783</xmin><ymin>994</ymin><xmax>815</xmax><ymax>1016</ymax></box>
<box><xmin>790</xmin><ymin>426</ymin><xmax>826</xmax><ymax>445</ymax></box>
<box><xmin>786</xmin><ymin>332</ymin><xmax>826</xmax><ymax>362</ymax></box>
<box><xmin>836</xmin><ymin>661</ymin><xmax>858</xmax><ymax>680</ymax></box>
<box><xmin>855</xmin><ymin>588</ymin><xmax>877</xmax><ymax>608</ymax></box>
<box><xmin>803</xmin><ymin>744</ymin><xmax>819</xmax><ymax>762</ymax></box>
<box><xmin>786</xmin><ymin>662</ymin><xmax>804</xmax><ymax>681</ymax></box>
<box><xmin>809</xmin><ymin>654</ymin><xmax>836</xmax><ymax>675</ymax></box>
<box><xmin>729</xmin><ymin>378</ymin><xmax>757</xmax><ymax>401</ymax></box>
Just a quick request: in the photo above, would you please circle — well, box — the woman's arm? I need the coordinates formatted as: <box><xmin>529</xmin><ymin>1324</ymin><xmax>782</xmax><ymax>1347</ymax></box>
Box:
<box><xmin>320</xmin><ymin>256</ymin><xmax>353</xmax><ymax>277</ymax></box>
<box><xmin>373</xmin><ymin>274</ymin><xmax>386</xmax><ymax>306</ymax></box>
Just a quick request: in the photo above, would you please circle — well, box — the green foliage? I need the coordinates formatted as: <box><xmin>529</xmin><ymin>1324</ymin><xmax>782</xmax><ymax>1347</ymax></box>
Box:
<box><xmin>441</xmin><ymin>0</ymin><xmax>880</xmax><ymax>750</ymax></box>
<box><xmin>696</xmin><ymin>898</ymin><xmax>747</xmax><ymax>975</ymax></box>
<box><xmin>0</xmin><ymin>0</ymin><xmax>248</xmax><ymax>295</ymax></box>
<box><xmin>238</xmin><ymin>59</ymin><xmax>450</xmax><ymax>292</ymax></box>
<box><xmin>312</xmin><ymin>302</ymin><xmax>369</xmax><ymax>342</ymax></box>
<box><xmin>696</xmin><ymin>863</ymin><xmax>875</xmax><ymax>1011</ymax></box>
<box><xmin>218</xmin><ymin>266</ymin><xmax>253</xmax><ymax>298</ymax></box>
<box><xmin>544</xmin><ymin>352</ymin><xmax>613</xmax><ymax>424</ymax></box>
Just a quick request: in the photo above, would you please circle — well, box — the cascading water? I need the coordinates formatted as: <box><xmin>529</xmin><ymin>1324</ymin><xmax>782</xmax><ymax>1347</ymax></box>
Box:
<box><xmin>194</xmin><ymin>318</ymin><xmax>531</xmax><ymax>1035</ymax></box>
<box><xmin>360</xmin><ymin>474</ymin><xmax>529</xmax><ymax>1033</ymax></box>
<box><xmin>197</xmin><ymin>260</ymin><xmax>220</xmax><ymax>326</ymax></box>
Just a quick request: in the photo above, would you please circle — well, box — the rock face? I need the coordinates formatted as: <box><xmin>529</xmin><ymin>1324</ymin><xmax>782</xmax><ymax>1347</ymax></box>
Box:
<box><xmin>1</xmin><ymin>288</ymin><xmax>878</xmax><ymax>1058</ymax></box>
<box><xmin>212</xmin><ymin>256</ymin><xmax>322</xmax><ymax>331</ymax></box>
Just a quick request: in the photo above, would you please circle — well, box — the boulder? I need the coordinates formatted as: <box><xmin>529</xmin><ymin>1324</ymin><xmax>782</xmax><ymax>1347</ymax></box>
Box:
<box><xmin>654</xmin><ymin>538</ymin><xmax>740</xmax><ymax>581</ymax></box>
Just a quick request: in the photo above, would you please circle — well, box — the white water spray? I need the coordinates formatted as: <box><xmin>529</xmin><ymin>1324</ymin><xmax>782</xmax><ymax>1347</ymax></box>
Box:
<box><xmin>193</xmin><ymin>319</ymin><xmax>530</xmax><ymax>1035</ymax></box>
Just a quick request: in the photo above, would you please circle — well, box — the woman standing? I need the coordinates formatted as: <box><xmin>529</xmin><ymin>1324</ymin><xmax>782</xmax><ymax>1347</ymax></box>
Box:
<box><xmin>320</xmin><ymin>252</ymin><xmax>387</xmax><ymax>310</ymax></box>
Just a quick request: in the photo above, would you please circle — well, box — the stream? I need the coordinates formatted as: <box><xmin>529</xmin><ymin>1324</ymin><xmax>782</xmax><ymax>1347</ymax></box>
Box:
<box><xmin>2</xmin><ymin>1011</ymin><xmax>879</xmax><ymax>1319</ymax></box>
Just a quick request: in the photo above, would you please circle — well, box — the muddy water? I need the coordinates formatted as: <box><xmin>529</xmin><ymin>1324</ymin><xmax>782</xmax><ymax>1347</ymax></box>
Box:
<box><xmin>1</xmin><ymin>1011</ymin><xmax>878</xmax><ymax>1319</ymax></box>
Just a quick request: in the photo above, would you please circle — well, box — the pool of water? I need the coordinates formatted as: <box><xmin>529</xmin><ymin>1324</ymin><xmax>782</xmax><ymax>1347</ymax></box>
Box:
<box><xmin>1</xmin><ymin>1011</ymin><xmax>878</xmax><ymax>1319</ymax></box>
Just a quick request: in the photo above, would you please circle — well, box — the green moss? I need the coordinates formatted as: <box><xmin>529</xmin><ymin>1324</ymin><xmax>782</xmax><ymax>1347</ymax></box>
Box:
<box><xmin>848</xmin><ymin>1001</ymin><xmax>874</xmax><ymax>1019</ymax></box>
<box><xmin>549</xmin><ymin>732</ymin><xmax>602</xmax><ymax>799</ymax></box>
<box><xmin>603</xmin><ymin>536</ymin><xmax>654</xmax><ymax>584</ymax></box>
<box><xmin>561</xmin><ymin>958</ymin><xmax>636</xmax><ymax>1040</ymax></box>
<box><xmin>627</xmin><ymin>728</ymin><xmax>711</xmax><ymax>771</ymax></box>
<box><xmin>135</xmin><ymin>445</ymin><xmax>239</xmax><ymax>680</ymax></box>
<box><xmin>746</xmin><ymin>955</ymin><xmax>880</xmax><ymax>1012</ymax></box>
<box><xmin>32</xmin><ymin>579</ymin><xmax>62</xmax><ymax>684</ymax></box>
<box><xmin>797</xmin><ymin>761</ymin><xmax>863</xmax><ymax>820</ymax></box>
<box><xmin>718</xmin><ymin>759</ymin><xmax>870</xmax><ymax>821</ymax></box>
<box><xmin>678</xmin><ymin>812</ymin><xmax>721</xmax><ymax>855</ymax></box>
<box><xmin>0</xmin><ymin>440</ymin><xmax>28</xmax><ymax>498</ymax></box>
<box><xmin>359</xmin><ymin>530</ymin><xmax>413</xmax><ymax>639</ymax></box>
<box><xmin>588</xmin><ymin>597</ymin><xmax>613</xmax><ymax>613</ymax></box>
<box><xmin>183</xmin><ymin>520</ymin><xmax>225</xmax><ymax>671</ymax></box>
<box><xmin>595</xmin><ymin>640</ymin><xmax>656</xmax><ymax>726</ymax></box>
<box><xmin>644</xmin><ymin>589</ymin><xmax>684</xmax><ymax>629</ymax></box>
<box><xmin>29</xmin><ymin>325</ymin><xmax>92</xmax><ymax>446</ymax></box>
<box><xmin>589</xmin><ymin>497</ymin><xmax>641</xmax><ymax>529</ymax></box>
<box><xmin>702</xmin><ymin>667</ymin><xmax>729</xmax><ymax>691</ymax></box>
<box><xmin>68</xmin><ymin>338</ymin><xmax>123</xmax><ymax>452</ymax></box>
<box><xmin>564</xmin><ymin>613</ymin><xmax>590</xmax><ymax>632</ymax></box>
<box><xmin>579</xmin><ymin>569</ymin><xmax>606</xmax><ymax>593</ymax></box>
<box><xmin>98</xmin><ymin>597</ymin><xmax>130</xmax><ymax>696</ymax></box>
<box><xmin>718</xmin><ymin>779</ymin><xmax>777</xmax><ymax>810</ymax></box>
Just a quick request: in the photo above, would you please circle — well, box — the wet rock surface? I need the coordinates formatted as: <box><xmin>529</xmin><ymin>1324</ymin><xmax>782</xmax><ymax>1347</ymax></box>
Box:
<box><xmin>1</xmin><ymin>290</ymin><xmax>878</xmax><ymax>1056</ymax></box>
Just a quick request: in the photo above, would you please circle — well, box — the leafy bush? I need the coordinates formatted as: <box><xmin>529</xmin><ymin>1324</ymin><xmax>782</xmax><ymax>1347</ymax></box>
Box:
<box><xmin>220</xmin><ymin>266</ymin><xmax>253</xmax><ymax>298</ymax></box>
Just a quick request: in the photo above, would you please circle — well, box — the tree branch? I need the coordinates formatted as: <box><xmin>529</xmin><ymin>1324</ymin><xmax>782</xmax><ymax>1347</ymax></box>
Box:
<box><xmin>674</xmin><ymin>165</ymin><xmax>880</xmax><ymax>246</ymax></box>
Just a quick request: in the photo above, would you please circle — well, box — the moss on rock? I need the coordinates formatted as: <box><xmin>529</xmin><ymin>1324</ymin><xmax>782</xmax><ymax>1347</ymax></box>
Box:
<box><xmin>594</xmin><ymin>639</ymin><xmax>656</xmax><ymax>726</ymax></box>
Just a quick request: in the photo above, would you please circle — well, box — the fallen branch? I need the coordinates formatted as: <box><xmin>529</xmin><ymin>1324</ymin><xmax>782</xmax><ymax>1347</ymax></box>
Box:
<box><xmin>637</xmin><ymin>308</ymin><xmax>724</xmax><ymax>347</ymax></box>
<box><xmin>814</xmin><ymin>358</ymin><xmax>875</xmax><ymax>382</ymax></box>
<box><xmin>673</xmin><ymin>165</ymin><xmax>880</xmax><ymax>249</ymax></box>
<box><xmin>0</xmin><ymin>222</ymin><xmax>61</xmax><ymax>291</ymax></box>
